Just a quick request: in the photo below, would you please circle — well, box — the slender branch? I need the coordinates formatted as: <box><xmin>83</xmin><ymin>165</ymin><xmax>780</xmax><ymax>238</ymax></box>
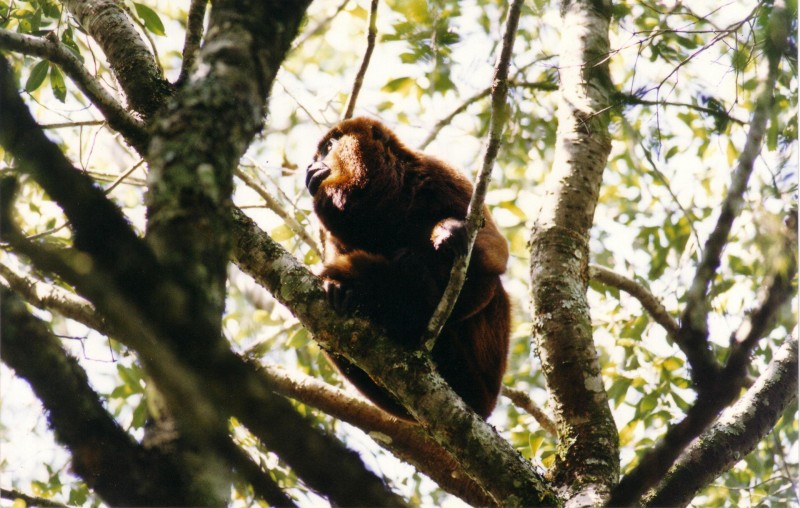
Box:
<box><xmin>589</xmin><ymin>264</ymin><xmax>680</xmax><ymax>338</ymax></box>
<box><xmin>721</xmin><ymin>210</ymin><xmax>797</xmax><ymax>382</ymax></box>
<box><xmin>342</xmin><ymin>0</ymin><xmax>378</xmax><ymax>119</ymax></box>
<box><xmin>608</xmin><ymin>211</ymin><xmax>796</xmax><ymax>507</ymax></box>
<box><xmin>234</xmin><ymin>168</ymin><xmax>320</xmax><ymax>257</ymax></box>
<box><xmin>422</xmin><ymin>0</ymin><xmax>523</xmax><ymax>349</ymax></box>
<box><xmin>617</xmin><ymin>93</ymin><xmax>746</xmax><ymax>126</ymax></box>
<box><xmin>176</xmin><ymin>0</ymin><xmax>208</xmax><ymax>87</ymax></box>
<box><xmin>502</xmin><ymin>386</ymin><xmax>557</xmax><ymax>436</ymax></box>
<box><xmin>292</xmin><ymin>0</ymin><xmax>351</xmax><ymax>51</ymax></box>
<box><xmin>418</xmin><ymin>79</ymin><xmax>558</xmax><ymax>150</ymax></box>
<box><xmin>676</xmin><ymin>0</ymin><xmax>788</xmax><ymax>392</ymax></box>
<box><xmin>645</xmin><ymin>332</ymin><xmax>798</xmax><ymax>507</ymax></box>
<box><xmin>0</xmin><ymin>29</ymin><xmax>148</xmax><ymax>149</ymax></box>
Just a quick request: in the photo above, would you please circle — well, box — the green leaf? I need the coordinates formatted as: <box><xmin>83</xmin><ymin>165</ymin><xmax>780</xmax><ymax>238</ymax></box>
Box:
<box><xmin>25</xmin><ymin>60</ymin><xmax>49</xmax><ymax>92</ymax></box>
<box><xmin>270</xmin><ymin>224</ymin><xmax>294</xmax><ymax>241</ymax></box>
<box><xmin>49</xmin><ymin>65</ymin><xmax>66</xmax><ymax>102</ymax></box>
<box><xmin>133</xmin><ymin>2</ymin><xmax>165</xmax><ymax>36</ymax></box>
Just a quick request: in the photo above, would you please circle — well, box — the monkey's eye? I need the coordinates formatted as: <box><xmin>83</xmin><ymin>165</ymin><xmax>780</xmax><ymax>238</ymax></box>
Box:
<box><xmin>324</xmin><ymin>138</ymin><xmax>338</xmax><ymax>155</ymax></box>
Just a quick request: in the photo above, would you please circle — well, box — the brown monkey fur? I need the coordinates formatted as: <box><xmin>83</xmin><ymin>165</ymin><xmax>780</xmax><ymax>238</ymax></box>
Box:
<box><xmin>306</xmin><ymin>117</ymin><xmax>510</xmax><ymax>420</ymax></box>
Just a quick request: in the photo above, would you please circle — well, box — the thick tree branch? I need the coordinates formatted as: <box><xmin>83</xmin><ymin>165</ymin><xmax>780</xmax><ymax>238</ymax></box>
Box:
<box><xmin>2</xmin><ymin>53</ymin><xmax>403</xmax><ymax>508</ymax></box>
<box><xmin>646</xmin><ymin>332</ymin><xmax>798</xmax><ymax>507</ymax></box>
<box><xmin>589</xmin><ymin>264</ymin><xmax>680</xmax><ymax>338</ymax></box>
<box><xmin>231</xmin><ymin>208</ymin><xmax>558</xmax><ymax>506</ymax></box>
<box><xmin>342</xmin><ymin>0</ymin><xmax>378</xmax><ymax>119</ymax></box>
<box><xmin>529</xmin><ymin>0</ymin><xmax>618</xmax><ymax>503</ymax></box>
<box><xmin>61</xmin><ymin>0</ymin><xmax>173</xmax><ymax>117</ymax></box>
<box><xmin>0</xmin><ymin>29</ymin><xmax>148</xmax><ymax>149</ymax></box>
<box><xmin>422</xmin><ymin>0</ymin><xmax>523</xmax><ymax>349</ymax></box>
<box><xmin>676</xmin><ymin>1</ymin><xmax>789</xmax><ymax>392</ymax></box>
<box><xmin>144</xmin><ymin>0</ymin><xmax>314</xmax><ymax>341</ymax></box>
<box><xmin>0</xmin><ymin>287</ymin><xmax>195</xmax><ymax>506</ymax></box>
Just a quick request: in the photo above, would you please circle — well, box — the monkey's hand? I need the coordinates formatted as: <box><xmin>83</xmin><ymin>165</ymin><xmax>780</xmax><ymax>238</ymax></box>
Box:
<box><xmin>431</xmin><ymin>217</ymin><xmax>469</xmax><ymax>256</ymax></box>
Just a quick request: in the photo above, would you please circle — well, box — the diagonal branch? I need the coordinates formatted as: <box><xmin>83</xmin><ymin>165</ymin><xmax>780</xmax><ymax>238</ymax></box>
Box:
<box><xmin>676</xmin><ymin>1</ymin><xmax>789</xmax><ymax>392</ymax></box>
<box><xmin>342</xmin><ymin>0</ymin><xmax>378</xmax><ymax>119</ymax></box>
<box><xmin>0</xmin><ymin>286</ymin><xmax>193</xmax><ymax>506</ymax></box>
<box><xmin>260</xmin><ymin>364</ymin><xmax>495</xmax><ymax>506</ymax></box>
<box><xmin>231</xmin><ymin>208</ymin><xmax>558</xmax><ymax>506</ymax></box>
<box><xmin>422</xmin><ymin>0</ymin><xmax>524</xmax><ymax>349</ymax></box>
<box><xmin>645</xmin><ymin>332</ymin><xmax>798</xmax><ymax>507</ymax></box>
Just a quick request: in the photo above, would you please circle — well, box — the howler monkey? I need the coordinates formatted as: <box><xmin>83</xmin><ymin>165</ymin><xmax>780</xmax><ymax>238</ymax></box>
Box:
<box><xmin>306</xmin><ymin>117</ymin><xmax>510</xmax><ymax>420</ymax></box>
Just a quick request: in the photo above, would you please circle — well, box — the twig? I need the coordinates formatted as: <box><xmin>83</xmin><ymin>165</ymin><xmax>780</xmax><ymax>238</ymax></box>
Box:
<box><xmin>292</xmin><ymin>0</ymin><xmax>351</xmax><ymax>51</ymax></box>
<box><xmin>502</xmin><ymin>386</ymin><xmax>557</xmax><ymax>436</ymax></box>
<box><xmin>1</xmin><ymin>488</ymin><xmax>71</xmax><ymax>508</ymax></box>
<box><xmin>618</xmin><ymin>93</ymin><xmax>746</xmax><ymax>126</ymax></box>
<box><xmin>676</xmin><ymin>0</ymin><xmax>786</xmax><ymax>393</ymax></box>
<box><xmin>589</xmin><ymin>264</ymin><xmax>680</xmax><ymax>338</ymax></box>
<box><xmin>422</xmin><ymin>0</ymin><xmax>524</xmax><ymax>349</ymax></box>
<box><xmin>342</xmin><ymin>0</ymin><xmax>378</xmax><ymax>120</ymax></box>
<box><xmin>234</xmin><ymin>168</ymin><xmax>321</xmax><ymax>257</ymax></box>
<box><xmin>176</xmin><ymin>0</ymin><xmax>208</xmax><ymax>86</ymax></box>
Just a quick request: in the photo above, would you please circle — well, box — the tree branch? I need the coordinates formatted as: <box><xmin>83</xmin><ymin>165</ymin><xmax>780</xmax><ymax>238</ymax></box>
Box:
<box><xmin>422</xmin><ymin>0</ymin><xmax>523</xmax><ymax>349</ymax></box>
<box><xmin>502</xmin><ymin>386</ymin><xmax>558</xmax><ymax>437</ymax></box>
<box><xmin>645</xmin><ymin>332</ymin><xmax>798</xmax><ymax>507</ymax></box>
<box><xmin>676</xmin><ymin>0</ymin><xmax>789</xmax><ymax>392</ymax></box>
<box><xmin>529</xmin><ymin>0</ymin><xmax>619</xmax><ymax>502</ymax></box>
<box><xmin>589</xmin><ymin>264</ymin><xmax>680</xmax><ymax>338</ymax></box>
<box><xmin>0</xmin><ymin>286</ymin><xmax>194</xmax><ymax>506</ymax></box>
<box><xmin>260</xmin><ymin>364</ymin><xmax>495</xmax><ymax>506</ymax></box>
<box><xmin>342</xmin><ymin>0</ymin><xmax>378</xmax><ymax>119</ymax></box>
<box><xmin>0</xmin><ymin>262</ymin><xmax>106</xmax><ymax>333</ymax></box>
<box><xmin>231</xmin><ymin>208</ymin><xmax>558</xmax><ymax>506</ymax></box>
<box><xmin>175</xmin><ymin>0</ymin><xmax>208</xmax><ymax>87</ymax></box>
<box><xmin>0</xmin><ymin>29</ymin><xmax>148</xmax><ymax>150</ymax></box>
<box><xmin>61</xmin><ymin>0</ymin><xmax>172</xmax><ymax>117</ymax></box>
<box><xmin>1</xmin><ymin>489</ymin><xmax>70</xmax><ymax>508</ymax></box>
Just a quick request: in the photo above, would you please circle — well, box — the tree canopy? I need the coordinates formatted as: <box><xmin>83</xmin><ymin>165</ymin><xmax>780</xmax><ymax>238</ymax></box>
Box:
<box><xmin>0</xmin><ymin>0</ymin><xmax>797</xmax><ymax>506</ymax></box>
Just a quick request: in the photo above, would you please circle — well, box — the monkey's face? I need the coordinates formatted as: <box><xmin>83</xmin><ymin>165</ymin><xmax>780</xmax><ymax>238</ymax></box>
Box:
<box><xmin>306</xmin><ymin>118</ymin><xmax>405</xmax><ymax>212</ymax></box>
